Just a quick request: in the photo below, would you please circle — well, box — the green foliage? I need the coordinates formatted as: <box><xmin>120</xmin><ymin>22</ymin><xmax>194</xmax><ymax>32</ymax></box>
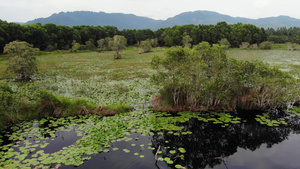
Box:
<box><xmin>4</xmin><ymin>41</ymin><xmax>39</xmax><ymax>80</ymax></box>
<box><xmin>150</xmin><ymin>38</ymin><xmax>158</xmax><ymax>47</ymax></box>
<box><xmin>151</xmin><ymin>42</ymin><xmax>298</xmax><ymax>111</ymax></box>
<box><xmin>85</xmin><ymin>41</ymin><xmax>96</xmax><ymax>50</ymax></box>
<box><xmin>97</xmin><ymin>39</ymin><xmax>105</xmax><ymax>50</ymax></box>
<box><xmin>287</xmin><ymin>43</ymin><xmax>300</xmax><ymax>50</ymax></box>
<box><xmin>71</xmin><ymin>42</ymin><xmax>81</xmax><ymax>52</ymax></box>
<box><xmin>0</xmin><ymin>81</ymin><xmax>14</xmax><ymax>124</ymax></box>
<box><xmin>0</xmin><ymin>82</ymin><xmax>43</xmax><ymax>125</ymax></box>
<box><xmin>249</xmin><ymin>43</ymin><xmax>258</xmax><ymax>50</ymax></box>
<box><xmin>0</xmin><ymin>20</ymin><xmax>269</xmax><ymax>53</ymax></box>
<box><xmin>140</xmin><ymin>39</ymin><xmax>152</xmax><ymax>53</ymax></box>
<box><xmin>218</xmin><ymin>38</ymin><xmax>231</xmax><ymax>48</ymax></box>
<box><xmin>265</xmin><ymin>27</ymin><xmax>300</xmax><ymax>44</ymax></box>
<box><xmin>260</xmin><ymin>41</ymin><xmax>273</xmax><ymax>50</ymax></box>
<box><xmin>105</xmin><ymin>102</ymin><xmax>133</xmax><ymax>113</ymax></box>
<box><xmin>109</xmin><ymin>35</ymin><xmax>127</xmax><ymax>59</ymax></box>
<box><xmin>182</xmin><ymin>35</ymin><xmax>192</xmax><ymax>48</ymax></box>
<box><xmin>240</xmin><ymin>42</ymin><xmax>250</xmax><ymax>49</ymax></box>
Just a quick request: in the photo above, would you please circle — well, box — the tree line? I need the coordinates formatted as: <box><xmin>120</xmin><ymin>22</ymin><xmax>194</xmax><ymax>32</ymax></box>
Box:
<box><xmin>0</xmin><ymin>19</ymin><xmax>271</xmax><ymax>53</ymax></box>
<box><xmin>266</xmin><ymin>27</ymin><xmax>300</xmax><ymax>44</ymax></box>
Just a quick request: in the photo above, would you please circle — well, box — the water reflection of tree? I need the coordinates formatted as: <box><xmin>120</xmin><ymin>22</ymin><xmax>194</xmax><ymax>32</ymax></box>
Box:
<box><xmin>151</xmin><ymin>118</ymin><xmax>293</xmax><ymax>169</ymax></box>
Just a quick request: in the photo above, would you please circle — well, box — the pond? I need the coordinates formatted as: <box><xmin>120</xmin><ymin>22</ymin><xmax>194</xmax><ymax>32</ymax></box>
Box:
<box><xmin>1</xmin><ymin>108</ymin><xmax>300</xmax><ymax>169</ymax></box>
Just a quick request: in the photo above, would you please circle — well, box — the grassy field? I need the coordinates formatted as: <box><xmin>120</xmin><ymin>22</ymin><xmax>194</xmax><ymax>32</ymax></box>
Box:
<box><xmin>0</xmin><ymin>47</ymin><xmax>299</xmax><ymax>107</ymax></box>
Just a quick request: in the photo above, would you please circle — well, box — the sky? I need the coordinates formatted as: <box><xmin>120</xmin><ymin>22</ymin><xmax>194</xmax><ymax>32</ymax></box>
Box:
<box><xmin>1</xmin><ymin>0</ymin><xmax>300</xmax><ymax>23</ymax></box>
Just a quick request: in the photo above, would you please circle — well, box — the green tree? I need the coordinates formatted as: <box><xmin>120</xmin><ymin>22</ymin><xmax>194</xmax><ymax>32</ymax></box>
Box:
<box><xmin>218</xmin><ymin>38</ymin><xmax>231</xmax><ymax>48</ymax></box>
<box><xmin>4</xmin><ymin>41</ymin><xmax>39</xmax><ymax>80</ymax></box>
<box><xmin>97</xmin><ymin>39</ymin><xmax>105</xmax><ymax>51</ymax></box>
<box><xmin>240</xmin><ymin>42</ymin><xmax>250</xmax><ymax>49</ymax></box>
<box><xmin>150</xmin><ymin>38</ymin><xmax>158</xmax><ymax>47</ymax></box>
<box><xmin>260</xmin><ymin>41</ymin><xmax>273</xmax><ymax>49</ymax></box>
<box><xmin>85</xmin><ymin>40</ymin><xmax>96</xmax><ymax>50</ymax></box>
<box><xmin>151</xmin><ymin>42</ymin><xmax>297</xmax><ymax>111</ymax></box>
<box><xmin>182</xmin><ymin>35</ymin><xmax>192</xmax><ymax>48</ymax></box>
<box><xmin>109</xmin><ymin>35</ymin><xmax>127</xmax><ymax>59</ymax></box>
<box><xmin>140</xmin><ymin>39</ymin><xmax>152</xmax><ymax>53</ymax></box>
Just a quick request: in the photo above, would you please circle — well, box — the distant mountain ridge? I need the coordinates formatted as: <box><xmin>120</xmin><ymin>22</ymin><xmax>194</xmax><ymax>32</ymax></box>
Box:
<box><xmin>25</xmin><ymin>10</ymin><xmax>300</xmax><ymax>30</ymax></box>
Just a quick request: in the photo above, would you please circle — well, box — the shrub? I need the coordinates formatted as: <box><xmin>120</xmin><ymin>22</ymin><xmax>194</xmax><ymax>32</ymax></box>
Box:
<box><xmin>102</xmin><ymin>102</ymin><xmax>134</xmax><ymax>116</ymax></box>
<box><xmin>109</xmin><ymin>35</ymin><xmax>127</xmax><ymax>59</ymax></box>
<box><xmin>182</xmin><ymin>35</ymin><xmax>192</xmax><ymax>48</ymax></box>
<box><xmin>287</xmin><ymin>43</ymin><xmax>300</xmax><ymax>50</ymax></box>
<box><xmin>140</xmin><ymin>39</ymin><xmax>152</xmax><ymax>53</ymax></box>
<box><xmin>85</xmin><ymin>41</ymin><xmax>96</xmax><ymax>50</ymax></box>
<box><xmin>0</xmin><ymin>81</ymin><xmax>14</xmax><ymax>124</ymax></box>
<box><xmin>260</xmin><ymin>41</ymin><xmax>273</xmax><ymax>50</ymax></box>
<box><xmin>151</xmin><ymin>42</ymin><xmax>298</xmax><ymax>111</ymax></box>
<box><xmin>151</xmin><ymin>38</ymin><xmax>158</xmax><ymax>47</ymax></box>
<box><xmin>218</xmin><ymin>38</ymin><xmax>231</xmax><ymax>48</ymax></box>
<box><xmin>240</xmin><ymin>42</ymin><xmax>250</xmax><ymax>49</ymax></box>
<box><xmin>249</xmin><ymin>43</ymin><xmax>258</xmax><ymax>50</ymax></box>
<box><xmin>72</xmin><ymin>43</ymin><xmax>81</xmax><ymax>52</ymax></box>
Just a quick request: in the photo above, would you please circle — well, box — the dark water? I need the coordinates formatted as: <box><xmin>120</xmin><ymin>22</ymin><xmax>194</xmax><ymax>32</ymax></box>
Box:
<box><xmin>62</xmin><ymin>117</ymin><xmax>300</xmax><ymax>169</ymax></box>
<box><xmin>2</xmin><ymin>114</ymin><xmax>300</xmax><ymax>169</ymax></box>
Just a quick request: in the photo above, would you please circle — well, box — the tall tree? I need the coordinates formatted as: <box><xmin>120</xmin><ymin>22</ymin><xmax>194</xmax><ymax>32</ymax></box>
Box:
<box><xmin>109</xmin><ymin>35</ymin><xmax>127</xmax><ymax>59</ymax></box>
<box><xmin>4</xmin><ymin>41</ymin><xmax>40</xmax><ymax>80</ymax></box>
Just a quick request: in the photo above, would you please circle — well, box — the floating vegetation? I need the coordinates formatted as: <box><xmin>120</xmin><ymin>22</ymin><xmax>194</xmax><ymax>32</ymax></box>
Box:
<box><xmin>286</xmin><ymin>107</ymin><xmax>300</xmax><ymax>116</ymax></box>
<box><xmin>1</xmin><ymin>106</ymin><xmax>297</xmax><ymax>168</ymax></box>
<box><xmin>178</xmin><ymin>148</ymin><xmax>186</xmax><ymax>153</ymax></box>
<box><xmin>255</xmin><ymin>113</ymin><xmax>287</xmax><ymax>126</ymax></box>
<box><xmin>123</xmin><ymin>149</ymin><xmax>130</xmax><ymax>153</ymax></box>
<box><xmin>175</xmin><ymin>164</ymin><xmax>184</xmax><ymax>169</ymax></box>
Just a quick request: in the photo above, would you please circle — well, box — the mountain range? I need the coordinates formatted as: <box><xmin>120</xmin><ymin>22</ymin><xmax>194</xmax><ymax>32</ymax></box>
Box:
<box><xmin>25</xmin><ymin>10</ymin><xmax>300</xmax><ymax>30</ymax></box>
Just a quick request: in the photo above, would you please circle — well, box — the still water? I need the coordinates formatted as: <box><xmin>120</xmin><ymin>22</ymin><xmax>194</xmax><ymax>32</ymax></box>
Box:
<box><xmin>1</xmin><ymin>112</ymin><xmax>300</xmax><ymax>169</ymax></box>
<box><xmin>66</xmin><ymin>118</ymin><xmax>300</xmax><ymax>169</ymax></box>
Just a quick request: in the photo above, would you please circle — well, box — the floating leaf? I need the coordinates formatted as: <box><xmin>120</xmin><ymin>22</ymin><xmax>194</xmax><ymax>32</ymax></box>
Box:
<box><xmin>175</xmin><ymin>164</ymin><xmax>183</xmax><ymax>169</ymax></box>
<box><xmin>112</xmin><ymin>148</ymin><xmax>119</xmax><ymax>151</ymax></box>
<box><xmin>178</xmin><ymin>148</ymin><xmax>186</xmax><ymax>153</ymax></box>
<box><xmin>103</xmin><ymin>149</ymin><xmax>110</xmax><ymax>153</ymax></box>
<box><xmin>123</xmin><ymin>149</ymin><xmax>130</xmax><ymax>153</ymax></box>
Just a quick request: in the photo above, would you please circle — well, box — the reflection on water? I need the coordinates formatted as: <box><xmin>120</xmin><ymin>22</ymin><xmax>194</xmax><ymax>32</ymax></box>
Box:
<box><xmin>150</xmin><ymin>115</ymin><xmax>300</xmax><ymax>169</ymax></box>
<box><xmin>2</xmin><ymin>112</ymin><xmax>300</xmax><ymax>169</ymax></box>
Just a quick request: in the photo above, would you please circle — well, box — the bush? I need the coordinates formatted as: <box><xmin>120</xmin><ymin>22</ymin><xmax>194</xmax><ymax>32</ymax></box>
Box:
<box><xmin>260</xmin><ymin>41</ymin><xmax>273</xmax><ymax>50</ymax></box>
<box><xmin>218</xmin><ymin>38</ymin><xmax>231</xmax><ymax>48</ymax></box>
<box><xmin>140</xmin><ymin>39</ymin><xmax>152</xmax><ymax>53</ymax></box>
<box><xmin>0</xmin><ymin>82</ymin><xmax>43</xmax><ymax>125</ymax></box>
<box><xmin>102</xmin><ymin>102</ymin><xmax>134</xmax><ymax>116</ymax></box>
<box><xmin>151</xmin><ymin>42</ymin><xmax>298</xmax><ymax>111</ymax></box>
<box><xmin>249</xmin><ymin>44</ymin><xmax>258</xmax><ymax>50</ymax></box>
<box><xmin>85</xmin><ymin>41</ymin><xmax>96</xmax><ymax>50</ymax></box>
<box><xmin>240</xmin><ymin>42</ymin><xmax>250</xmax><ymax>49</ymax></box>
<box><xmin>287</xmin><ymin>43</ymin><xmax>300</xmax><ymax>50</ymax></box>
<box><xmin>72</xmin><ymin>43</ymin><xmax>81</xmax><ymax>52</ymax></box>
<box><xmin>4</xmin><ymin>41</ymin><xmax>40</xmax><ymax>80</ymax></box>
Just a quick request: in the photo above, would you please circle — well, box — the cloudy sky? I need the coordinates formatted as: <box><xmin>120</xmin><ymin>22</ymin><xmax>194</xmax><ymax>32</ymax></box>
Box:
<box><xmin>1</xmin><ymin>0</ymin><xmax>300</xmax><ymax>22</ymax></box>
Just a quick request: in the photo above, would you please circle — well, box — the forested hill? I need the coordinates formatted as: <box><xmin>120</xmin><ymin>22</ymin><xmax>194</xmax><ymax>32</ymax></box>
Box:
<box><xmin>25</xmin><ymin>10</ymin><xmax>300</xmax><ymax>30</ymax></box>
<box><xmin>26</xmin><ymin>11</ymin><xmax>163</xmax><ymax>30</ymax></box>
<box><xmin>158</xmin><ymin>11</ymin><xmax>300</xmax><ymax>29</ymax></box>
